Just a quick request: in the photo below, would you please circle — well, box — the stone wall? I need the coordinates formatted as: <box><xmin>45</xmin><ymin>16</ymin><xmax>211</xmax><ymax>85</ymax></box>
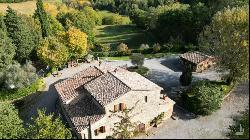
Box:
<box><xmin>80</xmin><ymin>90</ymin><xmax>175</xmax><ymax>139</ymax></box>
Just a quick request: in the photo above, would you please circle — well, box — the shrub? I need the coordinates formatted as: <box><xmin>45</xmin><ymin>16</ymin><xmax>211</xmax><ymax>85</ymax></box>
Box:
<box><xmin>227</xmin><ymin>109</ymin><xmax>249</xmax><ymax>139</ymax></box>
<box><xmin>150</xmin><ymin>112</ymin><xmax>165</xmax><ymax>126</ymax></box>
<box><xmin>153</xmin><ymin>43</ymin><xmax>161</xmax><ymax>53</ymax></box>
<box><xmin>139</xmin><ymin>44</ymin><xmax>150</xmax><ymax>51</ymax></box>
<box><xmin>130</xmin><ymin>53</ymin><xmax>144</xmax><ymax>67</ymax></box>
<box><xmin>102</xmin><ymin>13</ymin><xmax>131</xmax><ymax>25</ymax></box>
<box><xmin>1</xmin><ymin>61</ymin><xmax>38</xmax><ymax>90</ymax></box>
<box><xmin>182</xmin><ymin>80</ymin><xmax>224</xmax><ymax>115</ymax></box>
<box><xmin>117</xmin><ymin>43</ymin><xmax>130</xmax><ymax>55</ymax></box>
<box><xmin>0</xmin><ymin>78</ymin><xmax>45</xmax><ymax>101</ymax></box>
<box><xmin>85</xmin><ymin>54</ymin><xmax>94</xmax><ymax>63</ymax></box>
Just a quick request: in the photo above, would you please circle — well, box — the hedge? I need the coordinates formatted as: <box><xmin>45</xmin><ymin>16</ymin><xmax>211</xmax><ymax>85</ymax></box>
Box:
<box><xmin>181</xmin><ymin>80</ymin><xmax>227</xmax><ymax>115</ymax></box>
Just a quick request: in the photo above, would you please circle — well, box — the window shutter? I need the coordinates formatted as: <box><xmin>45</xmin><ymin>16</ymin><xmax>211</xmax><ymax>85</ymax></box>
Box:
<box><xmin>114</xmin><ymin>105</ymin><xmax>118</xmax><ymax>112</ymax></box>
<box><xmin>94</xmin><ymin>129</ymin><xmax>99</xmax><ymax>136</ymax></box>
<box><xmin>100</xmin><ymin>126</ymin><xmax>106</xmax><ymax>133</ymax></box>
<box><xmin>120</xmin><ymin>103</ymin><xmax>126</xmax><ymax>111</ymax></box>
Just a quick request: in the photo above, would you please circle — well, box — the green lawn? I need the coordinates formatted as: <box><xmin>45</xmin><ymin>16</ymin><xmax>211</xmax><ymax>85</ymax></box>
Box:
<box><xmin>100</xmin><ymin>53</ymin><xmax>173</xmax><ymax>61</ymax></box>
<box><xmin>94</xmin><ymin>24</ymin><xmax>157</xmax><ymax>50</ymax></box>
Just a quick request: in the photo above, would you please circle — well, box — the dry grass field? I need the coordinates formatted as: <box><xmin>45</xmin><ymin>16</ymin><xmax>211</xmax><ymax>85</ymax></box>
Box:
<box><xmin>0</xmin><ymin>0</ymin><xmax>61</xmax><ymax>15</ymax></box>
<box><xmin>0</xmin><ymin>1</ymin><xmax>36</xmax><ymax>15</ymax></box>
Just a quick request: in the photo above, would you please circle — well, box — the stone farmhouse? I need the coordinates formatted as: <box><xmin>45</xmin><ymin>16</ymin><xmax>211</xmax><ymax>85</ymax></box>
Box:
<box><xmin>180</xmin><ymin>51</ymin><xmax>216</xmax><ymax>73</ymax></box>
<box><xmin>55</xmin><ymin>64</ymin><xmax>175</xmax><ymax>139</ymax></box>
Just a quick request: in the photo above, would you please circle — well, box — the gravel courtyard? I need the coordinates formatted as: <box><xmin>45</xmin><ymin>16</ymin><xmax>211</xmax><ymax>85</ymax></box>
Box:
<box><xmin>23</xmin><ymin>55</ymin><xmax>249</xmax><ymax>139</ymax></box>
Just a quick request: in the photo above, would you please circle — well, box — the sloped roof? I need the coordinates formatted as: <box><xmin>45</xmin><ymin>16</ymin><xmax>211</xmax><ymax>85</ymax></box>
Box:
<box><xmin>84</xmin><ymin>72</ymin><xmax>131</xmax><ymax>106</ymax></box>
<box><xmin>65</xmin><ymin>95</ymin><xmax>105</xmax><ymax>132</ymax></box>
<box><xmin>55</xmin><ymin>66</ymin><xmax>103</xmax><ymax>104</ymax></box>
<box><xmin>180</xmin><ymin>51</ymin><xmax>213</xmax><ymax>65</ymax></box>
<box><xmin>111</xmin><ymin>70</ymin><xmax>163</xmax><ymax>91</ymax></box>
<box><xmin>55</xmin><ymin>64</ymin><xmax>164</xmax><ymax>133</ymax></box>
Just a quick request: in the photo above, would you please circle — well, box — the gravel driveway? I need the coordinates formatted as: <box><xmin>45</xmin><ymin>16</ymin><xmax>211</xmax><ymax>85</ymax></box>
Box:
<box><xmin>135</xmin><ymin>83</ymin><xmax>249</xmax><ymax>139</ymax></box>
<box><xmin>24</xmin><ymin>55</ymin><xmax>248</xmax><ymax>139</ymax></box>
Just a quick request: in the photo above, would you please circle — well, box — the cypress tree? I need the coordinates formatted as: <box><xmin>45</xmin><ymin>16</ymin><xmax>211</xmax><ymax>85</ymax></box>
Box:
<box><xmin>4</xmin><ymin>7</ymin><xmax>35</xmax><ymax>63</ymax></box>
<box><xmin>0</xmin><ymin>15</ymin><xmax>7</xmax><ymax>32</ymax></box>
<box><xmin>34</xmin><ymin>0</ymin><xmax>51</xmax><ymax>37</ymax></box>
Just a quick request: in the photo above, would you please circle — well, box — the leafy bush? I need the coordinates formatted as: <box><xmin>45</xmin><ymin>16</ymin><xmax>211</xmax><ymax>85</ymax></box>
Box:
<box><xmin>139</xmin><ymin>44</ymin><xmax>150</xmax><ymax>51</ymax></box>
<box><xmin>150</xmin><ymin>112</ymin><xmax>165</xmax><ymax>126</ymax></box>
<box><xmin>0</xmin><ymin>61</ymin><xmax>38</xmax><ymax>90</ymax></box>
<box><xmin>130</xmin><ymin>53</ymin><xmax>144</xmax><ymax>67</ymax></box>
<box><xmin>182</xmin><ymin>80</ymin><xmax>224</xmax><ymax>115</ymax></box>
<box><xmin>227</xmin><ymin>109</ymin><xmax>249</xmax><ymax>139</ymax></box>
<box><xmin>0</xmin><ymin>102</ymin><xmax>26</xmax><ymax>139</ymax></box>
<box><xmin>0</xmin><ymin>78</ymin><xmax>45</xmax><ymax>101</ymax></box>
<box><xmin>117</xmin><ymin>43</ymin><xmax>130</xmax><ymax>55</ymax></box>
<box><xmin>153</xmin><ymin>43</ymin><xmax>161</xmax><ymax>53</ymax></box>
<box><xmin>101</xmin><ymin>12</ymin><xmax>131</xmax><ymax>25</ymax></box>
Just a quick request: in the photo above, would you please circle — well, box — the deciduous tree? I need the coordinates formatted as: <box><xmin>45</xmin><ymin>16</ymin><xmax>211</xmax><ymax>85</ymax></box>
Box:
<box><xmin>37</xmin><ymin>37</ymin><xmax>69</xmax><ymax>68</ymax></box>
<box><xmin>199</xmin><ymin>6</ymin><xmax>249</xmax><ymax>84</ymax></box>
<box><xmin>65</xmin><ymin>27</ymin><xmax>88</xmax><ymax>59</ymax></box>
<box><xmin>27</xmin><ymin>109</ymin><xmax>72</xmax><ymax>139</ymax></box>
<box><xmin>0</xmin><ymin>102</ymin><xmax>26</xmax><ymax>139</ymax></box>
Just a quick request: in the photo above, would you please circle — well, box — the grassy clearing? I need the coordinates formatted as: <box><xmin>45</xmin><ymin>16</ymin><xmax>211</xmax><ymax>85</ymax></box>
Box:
<box><xmin>100</xmin><ymin>53</ymin><xmax>173</xmax><ymax>61</ymax></box>
<box><xmin>100</xmin><ymin>56</ymin><xmax>130</xmax><ymax>61</ymax></box>
<box><xmin>0</xmin><ymin>0</ymin><xmax>62</xmax><ymax>15</ymax></box>
<box><xmin>94</xmin><ymin>24</ymin><xmax>157</xmax><ymax>50</ymax></box>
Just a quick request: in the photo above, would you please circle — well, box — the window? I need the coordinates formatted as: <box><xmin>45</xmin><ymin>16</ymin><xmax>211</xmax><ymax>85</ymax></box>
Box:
<box><xmin>114</xmin><ymin>105</ymin><xmax>118</xmax><ymax>112</ymax></box>
<box><xmin>94</xmin><ymin>126</ymin><xmax>106</xmax><ymax>136</ymax></box>
<box><xmin>119</xmin><ymin>103</ymin><xmax>126</xmax><ymax>111</ymax></box>
<box><xmin>145</xmin><ymin>96</ymin><xmax>148</xmax><ymax>103</ymax></box>
<box><xmin>100</xmin><ymin>126</ymin><xmax>106</xmax><ymax>133</ymax></box>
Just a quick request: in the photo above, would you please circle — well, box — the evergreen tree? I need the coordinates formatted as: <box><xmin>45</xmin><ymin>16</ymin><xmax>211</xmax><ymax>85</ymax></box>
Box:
<box><xmin>4</xmin><ymin>7</ymin><xmax>35</xmax><ymax>63</ymax></box>
<box><xmin>0</xmin><ymin>30</ymin><xmax>15</xmax><ymax>69</ymax></box>
<box><xmin>35</xmin><ymin>0</ymin><xmax>51</xmax><ymax>37</ymax></box>
<box><xmin>0</xmin><ymin>15</ymin><xmax>7</xmax><ymax>32</ymax></box>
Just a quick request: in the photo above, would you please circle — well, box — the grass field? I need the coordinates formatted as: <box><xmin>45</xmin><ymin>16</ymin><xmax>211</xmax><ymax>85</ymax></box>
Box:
<box><xmin>94</xmin><ymin>24</ymin><xmax>157</xmax><ymax>50</ymax></box>
<box><xmin>100</xmin><ymin>53</ymin><xmax>173</xmax><ymax>61</ymax></box>
<box><xmin>0</xmin><ymin>0</ymin><xmax>62</xmax><ymax>15</ymax></box>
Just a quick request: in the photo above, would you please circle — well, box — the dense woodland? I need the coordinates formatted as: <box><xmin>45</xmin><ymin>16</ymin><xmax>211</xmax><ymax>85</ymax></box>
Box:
<box><xmin>0</xmin><ymin>0</ymin><xmax>249</xmax><ymax>139</ymax></box>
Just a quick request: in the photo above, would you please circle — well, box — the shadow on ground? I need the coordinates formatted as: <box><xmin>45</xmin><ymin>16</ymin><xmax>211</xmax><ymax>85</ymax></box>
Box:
<box><xmin>147</xmin><ymin>70</ymin><xmax>181</xmax><ymax>94</ymax></box>
<box><xmin>160</xmin><ymin>56</ymin><xmax>184</xmax><ymax>72</ymax></box>
<box><xmin>16</xmin><ymin>79</ymin><xmax>65</xmax><ymax>124</ymax></box>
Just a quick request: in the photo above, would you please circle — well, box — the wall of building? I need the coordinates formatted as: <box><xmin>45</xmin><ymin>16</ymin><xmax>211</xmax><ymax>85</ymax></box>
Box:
<box><xmin>81</xmin><ymin>89</ymin><xmax>175</xmax><ymax>139</ymax></box>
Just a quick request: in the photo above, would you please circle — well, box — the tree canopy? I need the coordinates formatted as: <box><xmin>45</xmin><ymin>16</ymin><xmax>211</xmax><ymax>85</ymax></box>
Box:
<box><xmin>199</xmin><ymin>6</ymin><xmax>249</xmax><ymax>84</ymax></box>
<box><xmin>0</xmin><ymin>102</ymin><xmax>26</xmax><ymax>139</ymax></box>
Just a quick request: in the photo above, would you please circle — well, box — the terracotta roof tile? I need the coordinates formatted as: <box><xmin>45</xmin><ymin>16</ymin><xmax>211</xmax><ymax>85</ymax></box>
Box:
<box><xmin>84</xmin><ymin>72</ymin><xmax>131</xmax><ymax>106</ymax></box>
<box><xmin>55</xmin><ymin>66</ymin><xmax>103</xmax><ymax>104</ymax></box>
<box><xmin>65</xmin><ymin>95</ymin><xmax>105</xmax><ymax>132</ymax></box>
<box><xmin>180</xmin><ymin>51</ymin><xmax>213</xmax><ymax>64</ymax></box>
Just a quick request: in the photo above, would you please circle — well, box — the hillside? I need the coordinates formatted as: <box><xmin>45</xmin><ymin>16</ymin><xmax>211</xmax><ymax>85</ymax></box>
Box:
<box><xmin>94</xmin><ymin>24</ymin><xmax>157</xmax><ymax>50</ymax></box>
